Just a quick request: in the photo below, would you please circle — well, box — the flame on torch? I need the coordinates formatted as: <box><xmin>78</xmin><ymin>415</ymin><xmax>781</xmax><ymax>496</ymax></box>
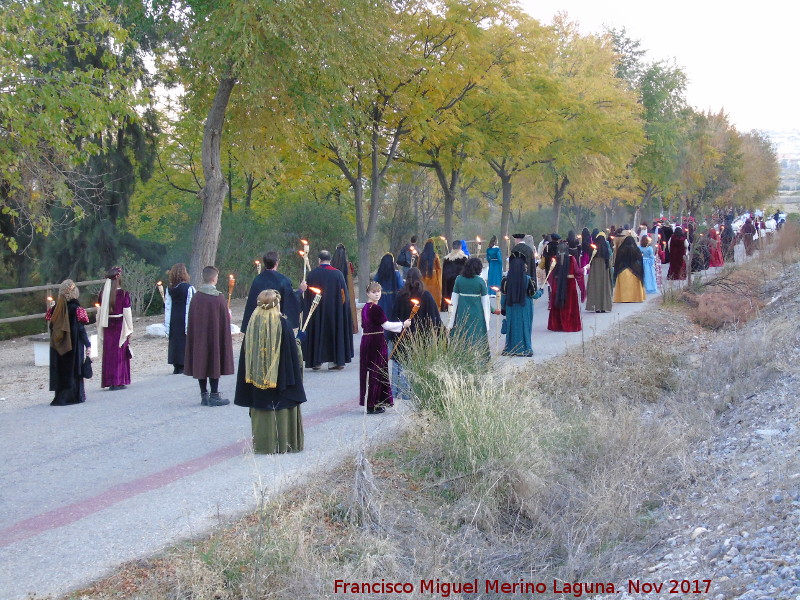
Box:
<box><xmin>301</xmin><ymin>287</ymin><xmax>323</xmax><ymax>332</ymax></box>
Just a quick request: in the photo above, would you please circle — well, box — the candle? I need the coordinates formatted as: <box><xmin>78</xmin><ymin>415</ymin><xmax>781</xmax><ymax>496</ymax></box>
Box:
<box><xmin>301</xmin><ymin>239</ymin><xmax>309</xmax><ymax>254</ymax></box>
<box><xmin>46</xmin><ymin>296</ymin><xmax>53</xmax><ymax>312</ymax></box>
<box><xmin>476</xmin><ymin>236</ymin><xmax>482</xmax><ymax>254</ymax></box>
<box><xmin>301</xmin><ymin>287</ymin><xmax>322</xmax><ymax>332</ymax></box>
<box><xmin>410</xmin><ymin>246</ymin><xmax>418</xmax><ymax>267</ymax></box>
<box><xmin>255</xmin><ymin>260</ymin><xmax>262</xmax><ymax>274</ymax></box>
<box><xmin>227</xmin><ymin>274</ymin><xmax>235</xmax><ymax>309</ymax></box>
<box><xmin>491</xmin><ymin>286</ymin><xmax>501</xmax><ymax>311</ymax></box>
<box><xmin>504</xmin><ymin>235</ymin><xmax>510</xmax><ymax>256</ymax></box>
<box><xmin>156</xmin><ymin>281</ymin><xmax>165</xmax><ymax>302</ymax></box>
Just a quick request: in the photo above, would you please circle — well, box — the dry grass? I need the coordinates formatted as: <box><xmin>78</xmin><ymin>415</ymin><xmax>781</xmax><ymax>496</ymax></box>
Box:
<box><xmin>61</xmin><ymin>242</ymin><xmax>800</xmax><ymax>600</ymax></box>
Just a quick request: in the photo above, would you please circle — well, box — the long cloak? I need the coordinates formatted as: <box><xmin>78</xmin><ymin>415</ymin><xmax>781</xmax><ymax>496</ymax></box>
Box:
<box><xmin>234</xmin><ymin>315</ymin><xmax>306</xmax><ymax>454</ymax></box>
<box><xmin>667</xmin><ymin>236</ymin><xmax>688</xmax><ymax>280</ymax></box>
<box><xmin>441</xmin><ymin>253</ymin><xmax>467</xmax><ymax>310</ymax></box>
<box><xmin>511</xmin><ymin>242</ymin><xmax>536</xmax><ymax>277</ymax></box>
<box><xmin>184</xmin><ymin>289</ymin><xmax>235</xmax><ymax>379</ymax></box>
<box><xmin>166</xmin><ymin>282</ymin><xmax>194</xmax><ymax>367</ymax></box>
<box><xmin>302</xmin><ymin>265</ymin><xmax>354</xmax><ymax>368</ymax></box>
<box><xmin>585</xmin><ymin>253</ymin><xmax>613</xmax><ymax>312</ymax></box>
<box><xmin>501</xmin><ymin>275</ymin><xmax>542</xmax><ymax>357</ymax></box>
<box><xmin>419</xmin><ymin>256</ymin><xmax>442</xmax><ymax>309</ymax></box>
<box><xmin>451</xmin><ymin>275</ymin><xmax>490</xmax><ymax>360</ymax></box>
<box><xmin>48</xmin><ymin>299</ymin><xmax>90</xmax><ymax>405</ymax></box>
<box><xmin>242</xmin><ymin>270</ymin><xmax>302</xmax><ymax>332</ymax></box>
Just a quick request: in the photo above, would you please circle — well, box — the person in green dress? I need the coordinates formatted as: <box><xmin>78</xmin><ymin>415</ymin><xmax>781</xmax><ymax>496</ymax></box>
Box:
<box><xmin>447</xmin><ymin>257</ymin><xmax>491</xmax><ymax>360</ymax></box>
<box><xmin>500</xmin><ymin>254</ymin><xmax>543</xmax><ymax>357</ymax></box>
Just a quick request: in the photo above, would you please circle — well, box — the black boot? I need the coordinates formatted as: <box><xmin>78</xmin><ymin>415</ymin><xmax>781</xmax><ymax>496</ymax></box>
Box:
<box><xmin>200</xmin><ymin>391</ymin><xmax>210</xmax><ymax>406</ymax></box>
<box><xmin>207</xmin><ymin>392</ymin><xmax>230</xmax><ymax>407</ymax></box>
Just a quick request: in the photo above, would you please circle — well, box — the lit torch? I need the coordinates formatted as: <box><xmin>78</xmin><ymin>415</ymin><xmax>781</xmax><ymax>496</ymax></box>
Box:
<box><xmin>410</xmin><ymin>246</ymin><xmax>418</xmax><ymax>267</ymax></box>
<box><xmin>388</xmin><ymin>298</ymin><xmax>420</xmax><ymax>360</ymax></box>
<box><xmin>504</xmin><ymin>235</ymin><xmax>510</xmax><ymax>256</ymax></box>
<box><xmin>156</xmin><ymin>281</ymin><xmax>165</xmax><ymax>303</ymax></box>
<box><xmin>301</xmin><ymin>287</ymin><xmax>322</xmax><ymax>332</ymax></box>
<box><xmin>476</xmin><ymin>236</ymin><xmax>482</xmax><ymax>254</ymax></box>
<box><xmin>46</xmin><ymin>295</ymin><xmax>54</xmax><ymax>313</ymax></box>
<box><xmin>227</xmin><ymin>274</ymin><xmax>235</xmax><ymax>309</ymax></box>
<box><xmin>255</xmin><ymin>260</ymin><xmax>262</xmax><ymax>274</ymax></box>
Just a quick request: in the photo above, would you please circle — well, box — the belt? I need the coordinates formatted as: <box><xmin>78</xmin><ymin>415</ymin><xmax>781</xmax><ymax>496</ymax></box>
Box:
<box><xmin>362</xmin><ymin>331</ymin><xmax>385</xmax><ymax>335</ymax></box>
<box><xmin>567</xmin><ymin>275</ymin><xmax>575</xmax><ymax>279</ymax></box>
<box><xmin>457</xmin><ymin>293</ymin><xmax>483</xmax><ymax>297</ymax></box>
<box><xmin>108</xmin><ymin>314</ymin><xmax>123</xmax><ymax>318</ymax></box>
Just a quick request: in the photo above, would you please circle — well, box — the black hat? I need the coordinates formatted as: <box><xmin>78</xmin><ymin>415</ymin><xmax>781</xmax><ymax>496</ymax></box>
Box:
<box><xmin>550</xmin><ymin>233</ymin><xmax>561</xmax><ymax>241</ymax></box>
<box><xmin>512</xmin><ymin>233</ymin><xmax>525</xmax><ymax>239</ymax></box>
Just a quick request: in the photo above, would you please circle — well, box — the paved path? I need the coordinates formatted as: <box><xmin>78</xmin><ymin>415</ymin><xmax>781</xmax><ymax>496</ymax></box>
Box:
<box><xmin>0</xmin><ymin>283</ymin><xmax>674</xmax><ymax>600</ymax></box>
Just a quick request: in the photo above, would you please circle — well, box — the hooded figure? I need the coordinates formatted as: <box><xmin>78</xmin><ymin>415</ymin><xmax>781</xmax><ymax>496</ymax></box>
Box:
<box><xmin>612</xmin><ymin>236</ymin><xmax>645</xmax><ymax>303</ymax></box>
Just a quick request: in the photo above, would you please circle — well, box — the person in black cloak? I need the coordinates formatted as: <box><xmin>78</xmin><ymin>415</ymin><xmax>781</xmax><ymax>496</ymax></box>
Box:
<box><xmin>331</xmin><ymin>243</ymin><xmax>359</xmax><ymax>334</ymax></box>
<box><xmin>390</xmin><ymin>267</ymin><xmax>443</xmax><ymax>400</ymax></box>
<box><xmin>542</xmin><ymin>233</ymin><xmax>561</xmax><ymax>278</ymax></box>
<box><xmin>566</xmin><ymin>230</ymin><xmax>580</xmax><ymax>261</ymax></box>
<box><xmin>302</xmin><ymin>250</ymin><xmax>354</xmax><ymax>370</ymax></box>
<box><xmin>720</xmin><ymin>215</ymin><xmax>736</xmax><ymax>262</ymax></box>
<box><xmin>660</xmin><ymin>224</ymin><xmax>674</xmax><ymax>264</ymax></box>
<box><xmin>242</xmin><ymin>251</ymin><xmax>306</xmax><ymax>333</ymax></box>
<box><xmin>234</xmin><ymin>289</ymin><xmax>307</xmax><ymax>454</ymax></box>
<box><xmin>441</xmin><ymin>240</ymin><xmax>468</xmax><ymax>311</ymax></box>
<box><xmin>46</xmin><ymin>279</ymin><xmax>91</xmax><ymax>406</ymax></box>
<box><xmin>510</xmin><ymin>233</ymin><xmax>535</xmax><ymax>277</ymax></box>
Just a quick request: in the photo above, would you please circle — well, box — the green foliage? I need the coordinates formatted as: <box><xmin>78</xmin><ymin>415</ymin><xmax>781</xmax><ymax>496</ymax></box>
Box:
<box><xmin>0</xmin><ymin>0</ymin><xmax>144</xmax><ymax>248</ymax></box>
<box><xmin>120</xmin><ymin>251</ymin><xmax>162</xmax><ymax>316</ymax></box>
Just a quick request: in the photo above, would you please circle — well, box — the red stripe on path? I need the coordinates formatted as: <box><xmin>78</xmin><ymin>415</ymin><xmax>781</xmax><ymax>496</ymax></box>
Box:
<box><xmin>0</xmin><ymin>398</ymin><xmax>359</xmax><ymax>548</ymax></box>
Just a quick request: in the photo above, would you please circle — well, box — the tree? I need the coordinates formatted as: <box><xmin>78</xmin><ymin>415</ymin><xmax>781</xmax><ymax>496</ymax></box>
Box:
<box><xmin>0</xmin><ymin>1</ymin><xmax>143</xmax><ymax>253</ymax></box>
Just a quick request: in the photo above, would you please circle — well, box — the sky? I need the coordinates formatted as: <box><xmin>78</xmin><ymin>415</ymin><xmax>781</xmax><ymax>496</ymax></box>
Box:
<box><xmin>519</xmin><ymin>0</ymin><xmax>799</xmax><ymax>133</ymax></box>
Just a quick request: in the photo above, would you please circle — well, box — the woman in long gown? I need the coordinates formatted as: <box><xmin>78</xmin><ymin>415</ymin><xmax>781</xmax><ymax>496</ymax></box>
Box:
<box><xmin>331</xmin><ymin>244</ymin><xmax>359</xmax><ymax>334</ymax></box>
<box><xmin>579</xmin><ymin>227</ymin><xmax>593</xmax><ymax>269</ymax></box>
<box><xmin>567</xmin><ymin>230</ymin><xmax>581</xmax><ymax>261</ymax></box>
<box><xmin>667</xmin><ymin>227</ymin><xmax>689</xmax><ymax>280</ymax></box>
<box><xmin>448</xmin><ymin>257</ymin><xmax>491</xmax><ymax>360</ymax></box>
<box><xmin>613</xmin><ymin>236</ymin><xmax>646</xmax><ymax>302</ymax></box>
<box><xmin>660</xmin><ymin>224</ymin><xmax>674</xmax><ymax>264</ymax></box>
<box><xmin>585</xmin><ymin>231</ymin><xmax>613</xmax><ymax>313</ymax></box>
<box><xmin>708</xmin><ymin>228</ymin><xmax>725</xmax><ymax>267</ymax></box>
<box><xmin>390</xmin><ymin>268</ymin><xmax>443</xmax><ymax>400</ymax></box>
<box><xmin>500</xmin><ymin>254</ymin><xmax>542</xmax><ymax>357</ymax></box>
<box><xmin>486</xmin><ymin>236</ymin><xmax>502</xmax><ymax>294</ymax></box>
<box><xmin>46</xmin><ymin>280</ymin><xmax>91</xmax><ymax>406</ymax></box>
<box><xmin>640</xmin><ymin>236</ymin><xmax>658</xmax><ymax>294</ymax></box>
<box><xmin>359</xmin><ymin>282</ymin><xmax>410</xmax><ymax>414</ymax></box>
<box><xmin>720</xmin><ymin>216</ymin><xmax>736</xmax><ymax>262</ymax></box>
<box><xmin>165</xmin><ymin>262</ymin><xmax>194</xmax><ymax>374</ymax></box>
<box><xmin>373</xmin><ymin>252</ymin><xmax>403</xmax><ymax>327</ymax></box>
<box><xmin>97</xmin><ymin>266</ymin><xmax>132</xmax><ymax>390</ymax></box>
<box><xmin>418</xmin><ymin>238</ymin><xmax>443</xmax><ymax>309</ymax></box>
<box><xmin>234</xmin><ymin>290</ymin><xmax>306</xmax><ymax>453</ymax></box>
<box><xmin>547</xmin><ymin>241</ymin><xmax>586</xmax><ymax>332</ymax></box>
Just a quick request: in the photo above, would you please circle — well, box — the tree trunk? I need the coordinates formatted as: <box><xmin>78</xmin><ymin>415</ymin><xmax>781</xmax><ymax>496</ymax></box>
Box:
<box><xmin>499</xmin><ymin>174</ymin><xmax>512</xmax><ymax>255</ymax></box>
<box><xmin>550</xmin><ymin>175</ymin><xmax>569</xmax><ymax>232</ymax></box>
<box><xmin>633</xmin><ymin>184</ymin><xmax>655</xmax><ymax>231</ymax></box>
<box><xmin>433</xmin><ymin>162</ymin><xmax>458</xmax><ymax>245</ymax></box>
<box><xmin>189</xmin><ymin>77</ymin><xmax>235</xmax><ymax>284</ymax></box>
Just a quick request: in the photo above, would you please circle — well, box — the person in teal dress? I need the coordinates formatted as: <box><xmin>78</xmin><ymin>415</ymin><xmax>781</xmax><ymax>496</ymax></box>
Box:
<box><xmin>500</xmin><ymin>254</ymin><xmax>543</xmax><ymax>357</ymax></box>
<box><xmin>486</xmin><ymin>235</ymin><xmax>502</xmax><ymax>295</ymax></box>
<box><xmin>640</xmin><ymin>236</ymin><xmax>658</xmax><ymax>294</ymax></box>
<box><xmin>448</xmin><ymin>257</ymin><xmax>491</xmax><ymax>360</ymax></box>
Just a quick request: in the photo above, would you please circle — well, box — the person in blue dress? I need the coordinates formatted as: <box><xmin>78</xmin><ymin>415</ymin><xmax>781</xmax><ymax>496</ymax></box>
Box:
<box><xmin>640</xmin><ymin>235</ymin><xmax>658</xmax><ymax>294</ymax></box>
<box><xmin>373</xmin><ymin>252</ymin><xmax>404</xmax><ymax>323</ymax></box>
<box><xmin>486</xmin><ymin>235</ymin><xmax>502</xmax><ymax>295</ymax></box>
<box><xmin>499</xmin><ymin>254</ymin><xmax>543</xmax><ymax>357</ymax></box>
<box><xmin>460</xmin><ymin>239</ymin><xmax>470</xmax><ymax>256</ymax></box>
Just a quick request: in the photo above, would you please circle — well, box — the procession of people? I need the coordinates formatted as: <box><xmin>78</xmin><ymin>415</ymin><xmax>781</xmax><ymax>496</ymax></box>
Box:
<box><xmin>42</xmin><ymin>211</ymin><xmax>777</xmax><ymax>455</ymax></box>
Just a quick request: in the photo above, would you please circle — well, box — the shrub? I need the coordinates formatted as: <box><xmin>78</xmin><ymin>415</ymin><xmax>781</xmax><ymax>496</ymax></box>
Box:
<box><xmin>120</xmin><ymin>251</ymin><xmax>162</xmax><ymax>316</ymax></box>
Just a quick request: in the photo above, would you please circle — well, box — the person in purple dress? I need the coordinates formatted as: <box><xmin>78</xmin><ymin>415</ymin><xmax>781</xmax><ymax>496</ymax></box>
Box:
<box><xmin>359</xmin><ymin>281</ymin><xmax>410</xmax><ymax>414</ymax></box>
<box><xmin>97</xmin><ymin>266</ymin><xmax>132</xmax><ymax>391</ymax></box>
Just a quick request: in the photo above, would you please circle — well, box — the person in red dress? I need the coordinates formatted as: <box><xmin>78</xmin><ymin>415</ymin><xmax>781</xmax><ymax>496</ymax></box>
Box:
<box><xmin>708</xmin><ymin>228</ymin><xmax>724</xmax><ymax>267</ymax></box>
<box><xmin>667</xmin><ymin>227</ymin><xmax>689</xmax><ymax>280</ymax></box>
<box><xmin>547</xmin><ymin>241</ymin><xmax>586</xmax><ymax>332</ymax></box>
